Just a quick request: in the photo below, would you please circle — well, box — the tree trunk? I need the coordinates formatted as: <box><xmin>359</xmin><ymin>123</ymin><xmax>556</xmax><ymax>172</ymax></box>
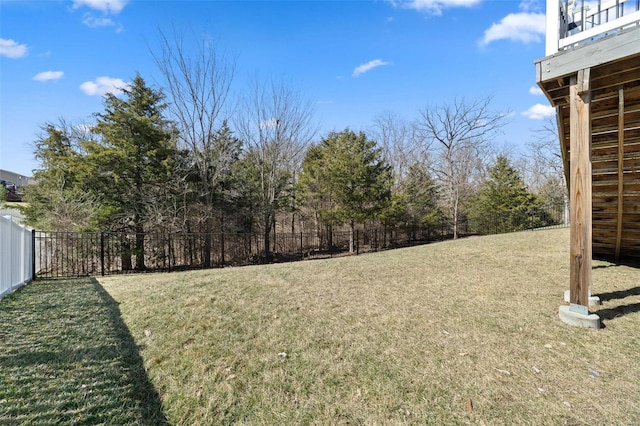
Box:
<box><xmin>135</xmin><ymin>221</ymin><xmax>145</xmax><ymax>270</ymax></box>
<box><xmin>220</xmin><ymin>210</ymin><xmax>225</xmax><ymax>267</ymax></box>
<box><xmin>263</xmin><ymin>212</ymin><xmax>272</xmax><ymax>262</ymax></box>
<box><xmin>453</xmin><ymin>203</ymin><xmax>459</xmax><ymax>240</ymax></box>
<box><xmin>383</xmin><ymin>223</ymin><xmax>388</xmax><ymax>248</ymax></box>
<box><xmin>315</xmin><ymin>210</ymin><xmax>321</xmax><ymax>241</ymax></box>
<box><xmin>349</xmin><ymin>221</ymin><xmax>355</xmax><ymax>253</ymax></box>
<box><xmin>121</xmin><ymin>235</ymin><xmax>132</xmax><ymax>271</ymax></box>
<box><xmin>204</xmin><ymin>216</ymin><xmax>212</xmax><ymax>268</ymax></box>
<box><xmin>186</xmin><ymin>220</ymin><xmax>194</xmax><ymax>265</ymax></box>
<box><xmin>272</xmin><ymin>215</ymin><xmax>276</xmax><ymax>253</ymax></box>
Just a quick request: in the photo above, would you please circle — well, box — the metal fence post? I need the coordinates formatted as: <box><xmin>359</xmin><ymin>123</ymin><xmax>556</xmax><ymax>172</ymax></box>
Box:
<box><xmin>17</xmin><ymin>201</ymin><xmax>569</xmax><ymax>278</ymax></box>
<box><xmin>31</xmin><ymin>229</ymin><xmax>36</xmax><ymax>281</ymax></box>
<box><xmin>100</xmin><ymin>232</ymin><xmax>105</xmax><ymax>276</ymax></box>
<box><xmin>374</xmin><ymin>228</ymin><xmax>378</xmax><ymax>252</ymax></box>
<box><xmin>168</xmin><ymin>234</ymin><xmax>173</xmax><ymax>272</ymax></box>
<box><xmin>530</xmin><ymin>209</ymin><xmax>535</xmax><ymax>230</ymax></box>
<box><xmin>221</xmin><ymin>231</ymin><xmax>225</xmax><ymax>267</ymax></box>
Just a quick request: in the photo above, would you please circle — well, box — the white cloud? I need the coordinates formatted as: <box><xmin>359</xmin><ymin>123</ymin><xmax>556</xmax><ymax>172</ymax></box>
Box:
<box><xmin>73</xmin><ymin>0</ymin><xmax>127</xmax><ymax>30</ymax></box>
<box><xmin>353</xmin><ymin>59</ymin><xmax>390</xmax><ymax>77</ymax></box>
<box><xmin>33</xmin><ymin>71</ymin><xmax>64</xmax><ymax>82</ymax></box>
<box><xmin>479</xmin><ymin>12</ymin><xmax>545</xmax><ymax>46</ymax></box>
<box><xmin>390</xmin><ymin>0</ymin><xmax>481</xmax><ymax>15</ymax></box>
<box><xmin>82</xmin><ymin>14</ymin><xmax>116</xmax><ymax>27</ymax></box>
<box><xmin>73</xmin><ymin>0</ymin><xmax>128</xmax><ymax>14</ymax></box>
<box><xmin>81</xmin><ymin>14</ymin><xmax>124</xmax><ymax>32</ymax></box>
<box><xmin>529</xmin><ymin>86</ymin><xmax>543</xmax><ymax>95</ymax></box>
<box><xmin>0</xmin><ymin>38</ymin><xmax>28</xmax><ymax>59</ymax></box>
<box><xmin>80</xmin><ymin>76</ymin><xmax>129</xmax><ymax>96</ymax></box>
<box><xmin>522</xmin><ymin>104</ymin><xmax>555</xmax><ymax>120</ymax></box>
<box><xmin>518</xmin><ymin>0</ymin><xmax>544</xmax><ymax>13</ymax></box>
<box><xmin>259</xmin><ymin>118</ymin><xmax>279</xmax><ymax>130</ymax></box>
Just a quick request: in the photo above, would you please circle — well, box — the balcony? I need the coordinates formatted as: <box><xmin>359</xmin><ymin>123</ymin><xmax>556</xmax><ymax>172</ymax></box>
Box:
<box><xmin>536</xmin><ymin>0</ymin><xmax>640</xmax><ymax>324</ymax></box>
<box><xmin>546</xmin><ymin>0</ymin><xmax>640</xmax><ymax>55</ymax></box>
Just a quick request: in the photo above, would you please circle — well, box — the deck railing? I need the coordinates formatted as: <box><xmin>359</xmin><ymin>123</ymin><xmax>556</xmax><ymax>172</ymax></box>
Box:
<box><xmin>546</xmin><ymin>0</ymin><xmax>640</xmax><ymax>55</ymax></box>
<box><xmin>0</xmin><ymin>215</ymin><xmax>34</xmax><ymax>298</ymax></box>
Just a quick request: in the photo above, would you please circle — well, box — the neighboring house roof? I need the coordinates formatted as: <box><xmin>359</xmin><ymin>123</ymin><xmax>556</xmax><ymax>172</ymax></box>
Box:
<box><xmin>0</xmin><ymin>169</ymin><xmax>34</xmax><ymax>189</ymax></box>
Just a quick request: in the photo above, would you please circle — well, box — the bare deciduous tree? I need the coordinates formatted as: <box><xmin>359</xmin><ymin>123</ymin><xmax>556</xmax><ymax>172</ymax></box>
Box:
<box><xmin>153</xmin><ymin>29</ymin><xmax>238</xmax><ymax>266</ymax></box>
<box><xmin>525</xmin><ymin>115</ymin><xmax>566</xmax><ymax>190</ymax></box>
<box><xmin>235</xmin><ymin>78</ymin><xmax>317</xmax><ymax>261</ymax></box>
<box><xmin>370</xmin><ymin>111</ymin><xmax>425</xmax><ymax>190</ymax></box>
<box><xmin>416</xmin><ymin>97</ymin><xmax>507</xmax><ymax>238</ymax></box>
<box><xmin>524</xmin><ymin>114</ymin><xmax>568</xmax><ymax>220</ymax></box>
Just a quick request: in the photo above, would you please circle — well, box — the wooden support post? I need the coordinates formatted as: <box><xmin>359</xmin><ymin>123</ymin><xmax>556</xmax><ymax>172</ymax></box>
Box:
<box><xmin>615</xmin><ymin>87</ymin><xmax>625</xmax><ymax>261</ymax></box>
<box><xmin>569</xmin><ymin>69</ymin><xmax>592</xmax><ymax>309</ymax></box>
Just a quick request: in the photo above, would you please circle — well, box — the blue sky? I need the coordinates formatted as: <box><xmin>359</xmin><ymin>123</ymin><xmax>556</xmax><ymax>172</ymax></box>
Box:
<box><xmin>0</xmin><ymin>0</ymin><xmax>555</xmax><ymax>177</ymax></box>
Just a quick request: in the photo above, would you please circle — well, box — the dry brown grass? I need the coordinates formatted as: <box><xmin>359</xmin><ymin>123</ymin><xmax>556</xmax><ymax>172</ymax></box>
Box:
<box><xmin>99</xmin><ymin>228</ymin><xmax>640</xmax><ymax>425</ymax></box>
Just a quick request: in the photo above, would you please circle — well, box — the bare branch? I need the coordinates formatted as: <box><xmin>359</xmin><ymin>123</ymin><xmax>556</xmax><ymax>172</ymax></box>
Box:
<box><xmin>415</xmin><ymin>97</ymin><xmax>508</xmax><ymax>238</ymax></box>
<box><xmin>234</xmin><ymin>77</ymin><xmax>317</xmax><ymax>259</ymax></box>
<box><xmin>370</xmin><ymin>111</ymin><xmax>425</xmax><ymax>188</ymax></box>
<box><xmin>152</xmin><ymin>28</ymin><xmax>238</xmax><ymax>212</ymax></box>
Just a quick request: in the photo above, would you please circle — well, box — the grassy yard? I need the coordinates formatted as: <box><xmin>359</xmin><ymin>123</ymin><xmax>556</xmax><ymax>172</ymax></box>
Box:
<box><xmin>0</xmin><ymin>278</ymin><xmax>167</xmax><ymax>424</ymax></box>
<box><xmin>2</xmin><ymin>228</ymin><xmax>640</xmax><ymax>424</ymax></box>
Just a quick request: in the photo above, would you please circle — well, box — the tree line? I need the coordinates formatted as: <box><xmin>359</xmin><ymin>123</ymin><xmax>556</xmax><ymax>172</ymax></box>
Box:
<box><xmin>21</xmin><ymin>32</ymin><xmax>566</xmax><ymax>265</ymax></box>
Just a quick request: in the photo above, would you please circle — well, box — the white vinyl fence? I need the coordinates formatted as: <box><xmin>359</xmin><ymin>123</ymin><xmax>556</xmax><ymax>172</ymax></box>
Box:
<box><xmin>0</xmin><ymin>215</ymin><xmax>34</xmax><ymax>299</ymax></box>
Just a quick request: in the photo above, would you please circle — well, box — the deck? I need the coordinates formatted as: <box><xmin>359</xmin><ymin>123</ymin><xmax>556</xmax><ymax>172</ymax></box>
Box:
<box><xmin>536</xmin><ymin>0</ymin><xmax>640</xmax><ymax>263</ymax></box>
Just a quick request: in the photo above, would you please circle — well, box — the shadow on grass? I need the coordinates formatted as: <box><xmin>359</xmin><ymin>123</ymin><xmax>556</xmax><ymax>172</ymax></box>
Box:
<box><xmin>597</xmin><ymin>302</ymin><xmax>640</xmax><ymax>321</ymax></box>
<box><xmin>596</xmin><ymin>286</ymin><xmax>640</xmax><ymax>302</ymax></box>
<box><xmin>0</xmin><ymin>277</ymin><xmax>168</xmax><ymax>425</ymax></box>
<box><xmin>595</xmin><ymin>286</ymin><xmax>640</xmax><ymax>323</ymax></box>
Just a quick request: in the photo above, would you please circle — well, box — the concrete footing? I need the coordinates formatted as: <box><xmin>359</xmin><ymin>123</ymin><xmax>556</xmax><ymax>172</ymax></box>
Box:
<box><xmin>563</xmin><ymin>290</ymin><xmax>601</xmax><ymax>307</ymax></box>
<box><xmin>559</xmin><ymin>305</ymin><xmax>601</xmax><ymax>329</ymax></box>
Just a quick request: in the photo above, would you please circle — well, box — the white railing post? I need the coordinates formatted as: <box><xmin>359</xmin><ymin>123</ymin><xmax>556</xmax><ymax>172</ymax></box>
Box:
<box><xmin>552</xmin><ymin>0</ymin><xmax>640</xmax><ymax>51</ymax></box>
<box><xmin>546</xmin><ymin>0</ymin><xmax>562</xmax><ymax>55</ymax></box>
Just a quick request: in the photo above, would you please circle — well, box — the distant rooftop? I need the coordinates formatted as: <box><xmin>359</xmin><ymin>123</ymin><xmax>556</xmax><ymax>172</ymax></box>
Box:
<box><xmin>0</xmin><ymin>170</ymin><xmax>34</xmax><ymax>188</ymax></box>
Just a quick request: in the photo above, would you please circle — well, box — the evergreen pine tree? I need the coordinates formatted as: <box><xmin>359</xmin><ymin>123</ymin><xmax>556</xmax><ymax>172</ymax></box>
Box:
<box><xmin>299</xmin><ymin>129</ymin><xmax>392</xmax><ymax>252</ymax></box>
<box><xmin>86</xmin><ymin>74</ymin><xmax>176</xmax><ymax>269</ymax></box>
<box><xmin>471</xmin><ymin>155</ymin><xmax>543</xmax><ymax>233</ymax></box>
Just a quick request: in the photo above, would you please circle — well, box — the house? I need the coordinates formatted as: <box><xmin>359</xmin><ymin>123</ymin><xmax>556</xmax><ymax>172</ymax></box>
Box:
<box><xmin>535</xmin><ymin>0</ymin><xmax>640</xmax><ymax>327</ymax></box>
<box><xmin>0</xmin><ymin>169</ymin><xmax>35</xmax><ymax>190</ymax></box>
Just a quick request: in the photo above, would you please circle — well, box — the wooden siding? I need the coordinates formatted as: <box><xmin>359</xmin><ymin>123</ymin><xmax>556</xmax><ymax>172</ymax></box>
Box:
<box><xmin>538</xmin><ymin>50</ymin><xmax>640</xmax><ymax>262</ymax></box>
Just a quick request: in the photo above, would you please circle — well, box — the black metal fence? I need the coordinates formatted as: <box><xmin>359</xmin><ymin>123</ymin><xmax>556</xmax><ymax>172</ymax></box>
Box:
<box><xmin>33</xmin><ymin>204</ymin><xmax>569</xmax><ymax>278</ymax></box>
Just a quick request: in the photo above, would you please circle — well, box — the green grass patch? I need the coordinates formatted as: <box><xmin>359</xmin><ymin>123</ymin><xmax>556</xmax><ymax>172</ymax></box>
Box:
<box><xmin>0</xmin><ymin>278</ymin><xmax>167</xmax><ymax>425</ymax></box>
<box><xmin>3</xmin><ymin>229</ymin><xmax>640</xmax><ymax>424</ymax></box>
<box><xmin>97</xmin><ymin>228</ymin><xmax>640</xmax><ymax>425</ymax></box>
